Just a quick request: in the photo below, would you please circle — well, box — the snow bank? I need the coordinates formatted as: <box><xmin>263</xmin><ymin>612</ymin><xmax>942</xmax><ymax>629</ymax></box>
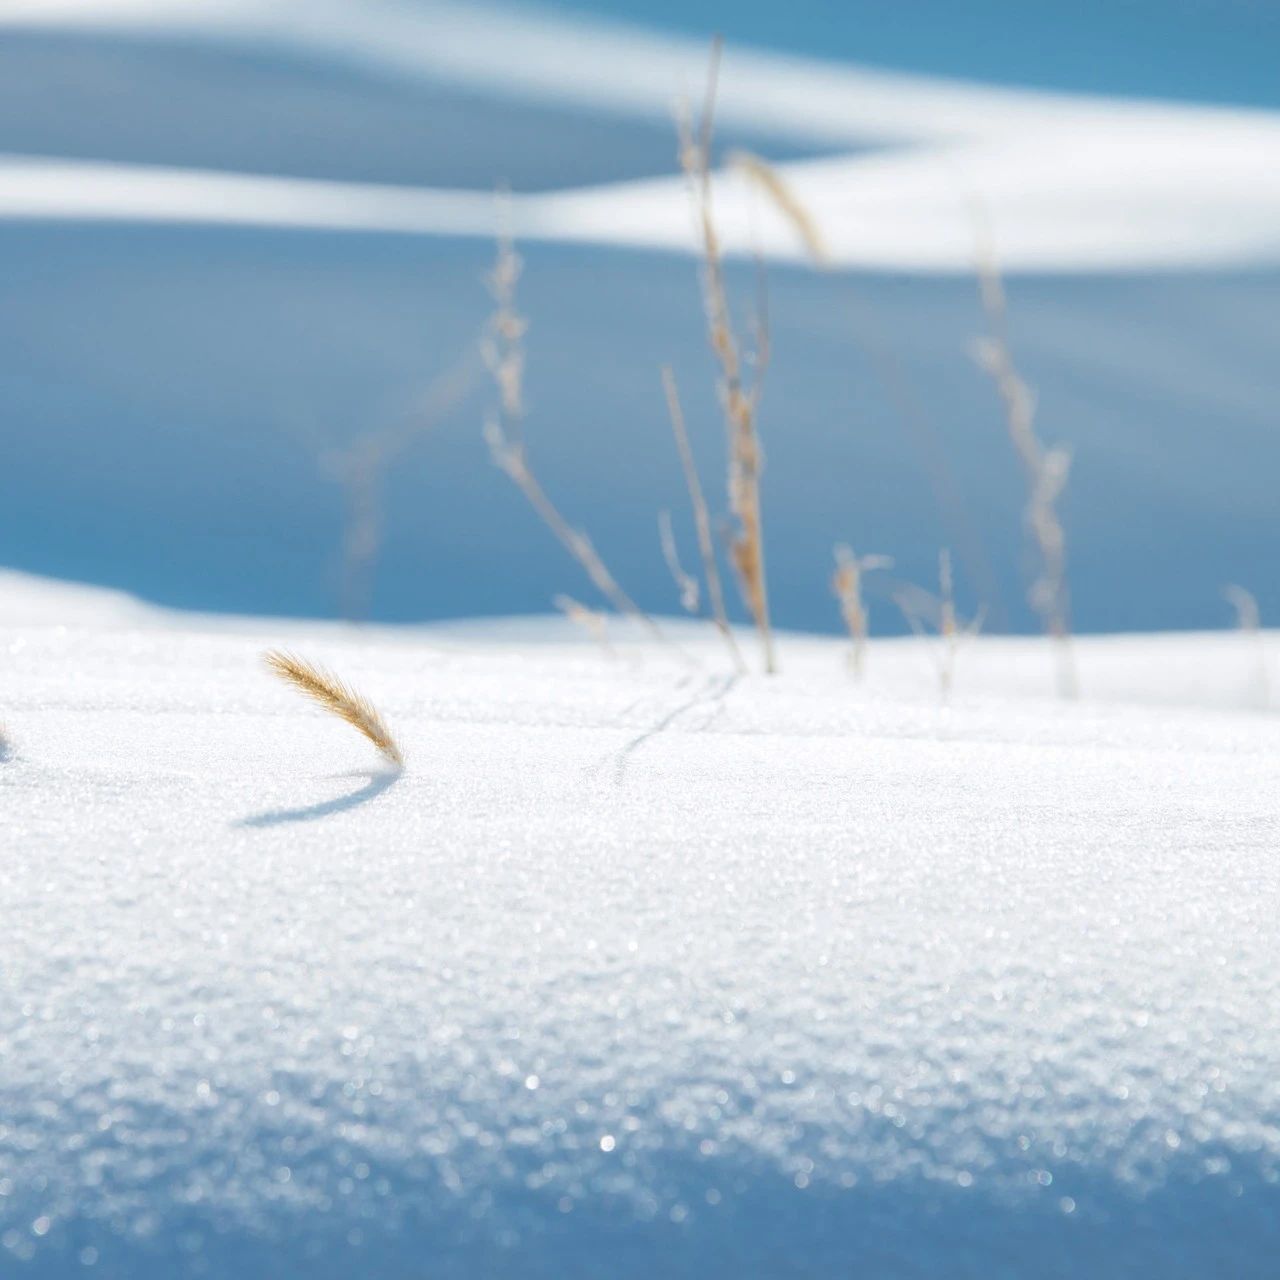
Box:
<box><xmin>3</xmin><ymin>1</ymin><xmax>1280</xmax><ymax>270</ymax></box>
<box><xmin>2</xmin><ymin>572</ymin><xmax>1278</xmax><ymax>1276</ymax></box>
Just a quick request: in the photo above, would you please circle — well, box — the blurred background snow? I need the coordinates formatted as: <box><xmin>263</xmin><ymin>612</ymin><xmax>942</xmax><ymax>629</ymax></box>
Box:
<box><xmin>0</xmin><ymin>0</ymin><xmax>1277</xmax><ymax>635</ymax></box>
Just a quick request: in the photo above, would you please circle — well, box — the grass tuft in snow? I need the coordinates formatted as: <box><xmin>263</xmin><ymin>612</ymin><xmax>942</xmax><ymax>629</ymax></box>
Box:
<box><xmin>263</xmin><ymin>649</ymin><xmax>404</xmax><ymax>768</ymax></box>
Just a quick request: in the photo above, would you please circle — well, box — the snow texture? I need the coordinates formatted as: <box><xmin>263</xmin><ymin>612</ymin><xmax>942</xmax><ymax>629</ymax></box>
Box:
<box><xmin>2</xmin><ymin>572</ymin><xmax>1279</xmax><ymax>1276</ymax></box>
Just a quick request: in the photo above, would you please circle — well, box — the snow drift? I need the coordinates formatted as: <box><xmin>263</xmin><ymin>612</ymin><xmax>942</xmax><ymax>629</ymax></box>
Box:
<box><xmin>1</xmin><ymin>572</ymin><xmax>1278</xmax><ymax>1276</ymax></box>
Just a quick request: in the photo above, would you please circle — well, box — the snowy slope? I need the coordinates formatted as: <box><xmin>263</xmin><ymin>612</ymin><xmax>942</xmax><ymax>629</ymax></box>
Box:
<box><xmin>0</xmin><ymin>1</ymin><xmax>1277</xmax><ymax>632</ymax></box>
<box><xmin>4</xmin><ymin>1</ymin><xmax>1280</xmax><ymax>270</ymax></box>
<box><xmin>2</xmin><ymin>571</ymin><xmax>1279</xmax><ymax>1277</ymax></box>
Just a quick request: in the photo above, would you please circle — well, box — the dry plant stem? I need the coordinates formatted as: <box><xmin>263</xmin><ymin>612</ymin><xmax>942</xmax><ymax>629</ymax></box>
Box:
<box><xmin>483</xmin><ymin>219</ymin><xmax>681</xmax><ymax>657</ymax></box>
<box><xmin>1224</xmin><ymin>584</ymin><xmax>1272</xmax><ymax>709</ymax></box>
<box><xmin>661</xmin><ymin>366</ymin><xmax>747</xmax><ymax>673</ymax></box>
<box><xmin>554</xmin><ymin>593</ymin><xmax>615</xmax><ymax>657</ymax></box>
<box><xmin>263</xmin><ymin>649</ymin><xmax>404</xmax><ymax>767</ymax></box>
<box><xmin>894</xmin><ymin>550</ymin><xmax>984</xmax><ymax>703</ymax></box>
<box><xmin>324</xmin><ymin>353</ymin><xmax>479</xmax><ymax>622</ymax></box>
<box><xmin>728</xmin><ymin>150</ymin><xmax>830</xmax><ymax>265</ymax></box>
<box><xmin>679</xmin><ymin>37</ymin><xmax>777</xmax><ymax>674</ymax></box>
<box><xmin>938</xmin><ymin>549</ymin><xmax>958</xmax><ymax>703</ymax></box>
<box><xmin>831</xmin><ymin>545</ymin><xmax>891</xmax><ymax>680</ymax></box>
<box><xmin>658</xmin><ymin>510</ymin><xmax>700</xmax><ymax>615</ymax></box>
<box><xmin>973</xmin><ymin>238</ymin><xmax>1077</xmax><ymax>700</ymax></box>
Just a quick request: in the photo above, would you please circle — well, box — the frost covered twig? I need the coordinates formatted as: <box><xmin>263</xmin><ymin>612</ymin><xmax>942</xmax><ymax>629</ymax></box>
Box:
<box><xmin>263</xmin><ymin>650</ymin><xmax>403</xmax><ymax>767</ymax></box>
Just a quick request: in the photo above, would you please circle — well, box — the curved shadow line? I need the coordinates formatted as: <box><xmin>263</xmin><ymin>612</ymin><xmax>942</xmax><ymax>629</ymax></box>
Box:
<box><xmin>237</xmin><ymin>769</ymin><xmax>401</xmax><ymax>829</ymax></box>
<box><xmin>612</xmin><ymin>672</ymin><xmax>740</xmax><ymax>785</ymax></box>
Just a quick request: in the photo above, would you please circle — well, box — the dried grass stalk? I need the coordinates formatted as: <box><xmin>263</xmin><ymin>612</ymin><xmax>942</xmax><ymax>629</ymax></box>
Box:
<box><xmin>972</xmin><ymin>229</ymin><xmax>1076</xmax><ymax>699</ymax></box>
<box><xmin>554</xmin><ymin>593</ymin><xmax>615</xmax><ymax>657</ymax></box>
<box><xmin>677</xmin><ymin>37</ymin><xmax>777</xmax><ymax>674</ymax></box>
<box><xmin>482</xmin><ymin>209</ymin><xmax>678</xmax><ymax>655</ymax></box>
<box><xmin>264</xmin><ymin>649</ymin><xmax>404</xmax><ymax>767</ymax></box>
<box><xmin>1224</xmin><ymin>584</ymin><xmax>1272</xmax><ymax>709</ymax></box>
<box><xmin>661</xmin><ymin>366</ymin><xmax>747</xmax><ymax>672</ymax></box>
<box><xmin>658</xmin><ymin>510</ymin><xmax>700</xmax><ymax>615</ymax></box>
<box><xmin>728</xmin><ymin>150</ymin><xmax>830</xmax><ymax>266</ymax></box>
<box><xmin>894</xmin><ymin>550</ymin><xmax>984</xmax><ymax>703</ymax></box>
<box><xmin>322</xmin><ymin>355</ymin><xmax>478</xmax><ymax>622</ymax></box>
<box><xmin>831</xmin><ymin>545</ymin><xmax>892</xmax><ymax>679</ymax></box>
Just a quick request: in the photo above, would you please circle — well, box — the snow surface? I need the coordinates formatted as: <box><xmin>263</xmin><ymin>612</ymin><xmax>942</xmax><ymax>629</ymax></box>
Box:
<box><xmin>2</xmin><ymin>570</ymin><xmax>1279</xmax><ymax>1276</ymax></box>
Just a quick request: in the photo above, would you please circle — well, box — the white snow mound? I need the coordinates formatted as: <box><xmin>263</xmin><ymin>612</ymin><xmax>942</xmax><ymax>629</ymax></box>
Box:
<box><xmin>2</xmin><ymin>572</ymin><xmax>1279</xmax><ymax>1277</ymax></box>
<box><xmin>4</xmin><ymin>0</ymin><xmax>1280</xmax><ymax>271</ymax></box>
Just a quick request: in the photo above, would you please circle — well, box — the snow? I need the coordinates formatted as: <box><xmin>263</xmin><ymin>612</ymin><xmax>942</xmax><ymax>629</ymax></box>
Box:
<box><xmin>3</xmin><ymin>1</ymin><xmax>1280</xmax><ymax>270</ymax></box>
<box><xmin>3</xmin><ymin>570</ymin><xmax>1279</xmax><ymax>1276</ymax></box>
<box><xmin>3</xmin><ymin>7</ymin><xmax>1279</xmax><ymax>1267</ymax></box>
<box><xmin>2</xmin><ymin>1</ymin><xmax>1278</xmax><ymax>638</ymax></box>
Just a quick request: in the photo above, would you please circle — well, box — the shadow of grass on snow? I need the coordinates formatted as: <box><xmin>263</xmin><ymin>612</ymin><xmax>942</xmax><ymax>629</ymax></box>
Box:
<box><xmin>236</xmin><ymin>768</ymin><xmax>400</xmax><ymax>828</ymax></box>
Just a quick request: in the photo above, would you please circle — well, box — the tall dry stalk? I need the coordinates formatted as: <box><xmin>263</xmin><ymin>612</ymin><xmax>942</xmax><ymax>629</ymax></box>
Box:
<box><xmin>657</xmin><ymin>509</ymin><xmax>700</xmax><ymax>615</ymax></box>
<box><xmin>895</xmin><ymin>550</ymin><xmax>984</xmax><ymax>703</ymax></box>
<box><xmin>1224</xmin><ymin>584</ymin><xmax>1272</xmax><ymax>709</ymax></box>
<box><xmin>322</xmin><ymin>356</ymin><xmax>477</xmax><ymax>621</ymax></box>
<box><xmin>728</xmin><ymin>150</ymin><xmax>830</xmax><ymax>266</ymax></box>
<box><xmin>972</xmin><ymin>231</ymin><xmax>1077</xmax><ymax>699</ymax></box>
<box><xmin>554</xmin><ymin>593</ymin><xmax>615</xmax><ymax>657</ymax></box>
<box><xmin>677</xmin><ymin>37</ymin><xmax>777</xmax><ymax>674</ymax></box>
<box><xmin>264</xmin><ymin>649</ymin><xmax>404</xmax><ymax>767</ymax></box>
<box><xmin>482</xmin><ymin>215</ymin><xmax>675</xmax><ymax>653</ymax></box>
<box><xmin>831</xmin><ymin>545</ymin><xmax>892</xmax><ymax>679</ymax></box>
<box><xmin>660</xmin><ymin>366</ymin><xmax>747</xmax><ymax>672</ymax></box>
